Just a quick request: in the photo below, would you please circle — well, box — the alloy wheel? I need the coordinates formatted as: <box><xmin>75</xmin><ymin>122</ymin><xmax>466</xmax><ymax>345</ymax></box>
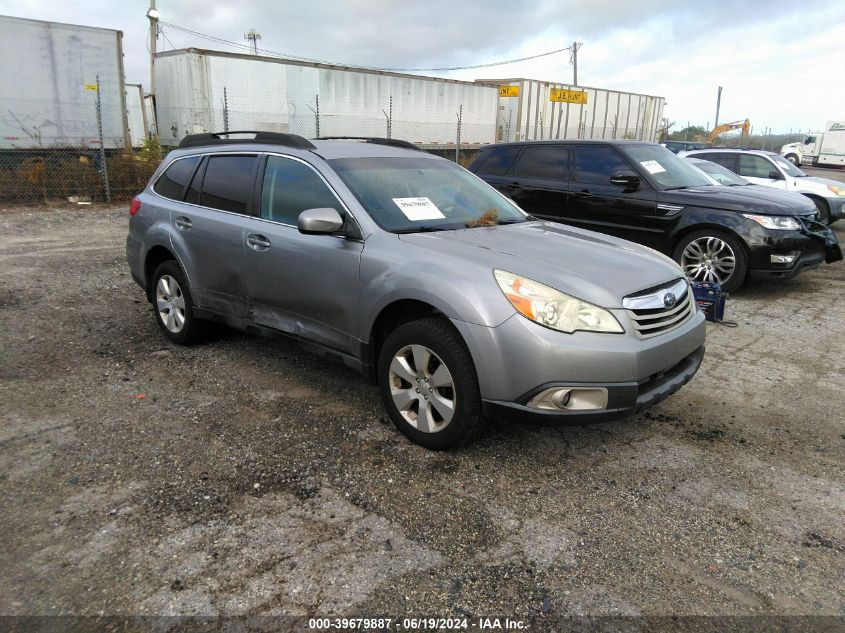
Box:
<box><xmin>681</xmin><ymin>236</ymin><xmax>736</xmax><ymax>285</ymax></box>
<box><xmin>388</xmin><ymin>344</ymin><xmax>455</xmax><ymax>433</ymax></box>
<box><xmin>156</xmin><ymin>274</ymin><xmax>186</xmax><ymax>333</ymax></box>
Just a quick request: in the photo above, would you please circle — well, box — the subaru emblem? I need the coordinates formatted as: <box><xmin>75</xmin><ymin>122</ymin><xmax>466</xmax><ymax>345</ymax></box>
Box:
<box><xmin>663</xmin><ymin>292</ymin><xmax>677</xmax><ymax>308</ymax></box>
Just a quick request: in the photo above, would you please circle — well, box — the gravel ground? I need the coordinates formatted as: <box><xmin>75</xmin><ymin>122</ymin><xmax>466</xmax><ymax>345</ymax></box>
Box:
<box><xmin>1</xmin><ymin>203</ymin><xmax>843</xmax><ymax>626</ymax></box>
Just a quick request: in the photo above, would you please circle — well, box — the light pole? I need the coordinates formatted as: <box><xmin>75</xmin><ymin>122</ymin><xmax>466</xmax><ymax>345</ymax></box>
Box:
<box><xmin>147</xmin><ymin>2</ymin><xmax>160</xmax><ymax>96</ymax></box>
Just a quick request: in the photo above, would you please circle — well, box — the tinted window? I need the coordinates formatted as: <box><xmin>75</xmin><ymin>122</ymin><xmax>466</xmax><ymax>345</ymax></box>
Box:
<box><xmin>201</xmin><ymin>155</ymin><xmax>257</xmax><ymax>213</ymax></box>
<box><xmin>184</xmin><ymin>158</ymin><xmax>206</xmax><ymax>204</ymax></box>
<box><xmin>261</xmin><ymin>156</ymin><xmax>341</xmax><ymax>225</ymax></box>
<box><xmin>473</xmin><ymin>146</ymin><xmax>520</xmax><ymax>176</ymax></box>
<box><xmin>154</xmin><ymin>156</ymin><xmax>199</xmax><ymax>200</ymax></box>
<box><xmin>573</xmin><ymin>146</ymin><xmax>630</xmax><ymax>185</ymax></box>
<box><xmin>515</xmin><ymin>146</ymin><xmax>568</xmax><ymax>180</ymax></box>
<box><xmin>692</xmin><ymin>153</ymin><xmax>737</xmax><ymax>171</ymax></box>
<box><xmin>739</xmin><ymin>155</ymin><xmax>776</xmax><ymax>178</ymax></box>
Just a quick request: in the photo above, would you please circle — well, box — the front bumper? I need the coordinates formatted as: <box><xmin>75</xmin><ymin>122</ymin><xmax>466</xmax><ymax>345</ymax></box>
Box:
<box><xmin>451</xmin><ymin>304</ymin><xmax>706</xmax><ymax>421</ymax></box>
<box><xmin>746</xmin><ymin>220</ymin><xmax>842</xmax><ymax>279</ymax></box>
<box><xmin>482</xmin><ymin>345</ymin><xmax>705</xmax><ymax>424</ymax></box>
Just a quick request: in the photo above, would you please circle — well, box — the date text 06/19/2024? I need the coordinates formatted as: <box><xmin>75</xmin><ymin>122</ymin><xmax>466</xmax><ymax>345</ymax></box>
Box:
<box><xmin>307</xmin><ymin>617</ymin><xmax>527</xmax><ymax>630</ymax></box>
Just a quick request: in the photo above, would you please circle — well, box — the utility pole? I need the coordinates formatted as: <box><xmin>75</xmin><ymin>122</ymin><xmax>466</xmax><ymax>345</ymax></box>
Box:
<box><xmin>714</xmin><ymin>86</ymin><xmax>723</xmax><ymax>129</ymax></box>
<box><xmin>570</xmin><ymin>41</ymin><xmax>582</xmax><ymax>86</ymax></box>
<box><xmin>146</xmin><ymin>1</ymin><xmax>160</xmax><ymax>96</ymax></box>
<box><xmin>244</xmin><ymin>29</ymin><xmax>262</xmax><ymax>55</ymax></box>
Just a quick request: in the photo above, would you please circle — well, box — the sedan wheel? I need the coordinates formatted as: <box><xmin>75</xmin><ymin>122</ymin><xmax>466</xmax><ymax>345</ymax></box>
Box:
<box><xmin>388</xmin><ymin>344</ymin><xmax>455</xmax><ymax>433</ymax></box>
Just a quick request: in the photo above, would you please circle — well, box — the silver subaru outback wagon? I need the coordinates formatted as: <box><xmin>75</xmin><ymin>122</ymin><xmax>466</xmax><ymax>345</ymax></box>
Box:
<box><xmin>127</xmin><ymin>132</ymin><xmax>706</xmax><ymax>449</ymax></box>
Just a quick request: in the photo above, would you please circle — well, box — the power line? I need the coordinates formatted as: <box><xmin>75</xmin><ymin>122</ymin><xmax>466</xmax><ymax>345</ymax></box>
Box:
<box><xmin>158</xmin><ymin>20</ymin><xmax>574</xmax><ymax>73</ymax></box>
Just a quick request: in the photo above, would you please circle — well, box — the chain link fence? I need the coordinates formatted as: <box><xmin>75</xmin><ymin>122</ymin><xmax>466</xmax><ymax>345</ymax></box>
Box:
<box><xmin>1</xmin><ymin>96</ymin><xmax>496</xmax><ymax>205</ymax></box>
<box><xmin>662</xmin><ymin>122</ymin><xmax>810</xmax><ymax>151</ymax></box>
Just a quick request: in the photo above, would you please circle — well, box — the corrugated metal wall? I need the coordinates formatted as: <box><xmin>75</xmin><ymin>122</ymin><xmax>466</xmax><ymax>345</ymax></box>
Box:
<box><xmin>488</xmin><ymin>79</ymin><xmax>665</xmax><ymax>143</ymax></box>
<box><xmin>154</xmin><ymin>50</ymin><xmax>499</xmax><ymax>146</ymax></box>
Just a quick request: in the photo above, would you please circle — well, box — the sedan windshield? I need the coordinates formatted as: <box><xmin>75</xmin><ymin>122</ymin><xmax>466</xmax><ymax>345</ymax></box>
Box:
<box><xmin>621</xmin><ymin>145</ymin><xmax>713</xmax><ymax>190</ymax></box>
<box><xmin>329</xmin><ymin>156</ymin><xmax>527</xmax><ymax>232</ymax></box>
<box><xmin>688</xmin><ymin>159</ymin><xmax>749</xmax><ymax>186</ymax></box>
<box><xmin>769</xmin><ymin>153</ymin><xmax>807</xmax><ymax>177</ymax></box>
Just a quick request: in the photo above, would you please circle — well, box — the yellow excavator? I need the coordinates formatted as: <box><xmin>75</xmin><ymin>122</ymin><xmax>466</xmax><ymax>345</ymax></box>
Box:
<box><xmin>707</xmin><ymin>119</ymin><xmax>750</xmax><ymax>144</ymax></box>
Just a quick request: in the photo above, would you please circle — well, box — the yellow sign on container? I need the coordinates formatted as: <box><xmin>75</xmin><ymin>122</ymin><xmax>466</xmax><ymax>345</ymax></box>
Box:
<box><xmin>84</xmin><ymin>83</ymin><xmax>98</xmax><ymax>91</ymax></box>
<box><xmin>550</xmin><ymin>89</ymin><xmax>588</xmax><ymax>104</ymax></box>
<box><xmin>498</xmin><ymin>85</ymin><xmax>520</xmax><ymax>98</ymax></box>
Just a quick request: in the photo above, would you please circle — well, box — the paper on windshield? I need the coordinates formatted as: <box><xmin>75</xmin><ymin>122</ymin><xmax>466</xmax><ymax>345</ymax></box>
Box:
<box><xmin>640</xmin><ymin>160</ymin><xmax>666</xmax><ymax>174</ymax></box>
<box><xmin>393</xmin><ymin>197</ymin><xmax>446</xmax><ymax>221</ymax></box>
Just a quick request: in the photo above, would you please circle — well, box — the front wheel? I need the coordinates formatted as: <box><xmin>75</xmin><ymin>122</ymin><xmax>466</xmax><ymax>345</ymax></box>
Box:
<box><xmin>378</xmin><ymin>318</ymin><xmax>483</xmax><ymax>450</ymax></box>
<box><xmin>785</xmin><ymin>154</ymin><xmax>800</xmax><ymax>166</ymax></box>
<box><xmin>809</xmin><ymin>197</ymin><xmax>832</xmax><ymax>225</ymax></box>
<box><xmin>674</xmin><ymin>230</ymin><xmax>748</xmax><ymax>293</ymax></box>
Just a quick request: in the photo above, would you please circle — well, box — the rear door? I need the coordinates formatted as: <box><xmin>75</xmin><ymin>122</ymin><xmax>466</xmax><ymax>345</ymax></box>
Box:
<box><xmin>469</xmin><ymin>145</ymin><xmax>521</xmax><ymax>197</ymax></box>
<box><xmin>503</xmin><ymin>145</ymin><xmax>569</xmax><ymax>218</ymax></box>
<box><xmin>159</xmin><ymin>153</ymin><xmax>257</xmax><ymax>318</ymax></box>
<box><xmin>567</xmin><ymin>145</ymin><xmax>661</xmax><ymax>248</ymax></box>
<box><xmin>242</xmin><ymin>154</ymin><xmax>363</xmax><ymax>354</ymax></box>
<box><xmin>737</xmin><ymin>154</ymin><xmax>787</xmax><ymax>189</ymax></box>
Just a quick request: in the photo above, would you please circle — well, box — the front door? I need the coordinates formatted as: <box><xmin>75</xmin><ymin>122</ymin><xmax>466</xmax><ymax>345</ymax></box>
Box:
<box><xmin>242</xmin><ymin>154</ymin><xmax>363</xmax><ymax>355</ymax></box>
<box><xmin>566</xmin><ymin>145</ymin><xmax>661</xmax><ymax>249</ymax></box>
<box><xmin>738</xmin><ymin>154</ymin><xmax>786</xmax><ymax>189</ymax></box>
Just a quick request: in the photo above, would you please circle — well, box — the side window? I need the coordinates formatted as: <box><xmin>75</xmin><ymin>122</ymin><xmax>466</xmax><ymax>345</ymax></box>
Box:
<box><xmin>154</xmin><ymin>156</ymin><xmax>199</xmax><ymax>200</ymax></box>
<box><xmin>515</xmin><ymin>146</ymin><xmax>568</xmax><ymax>180</ymax></box>
<box><xmin>573</xmin><ymin>146</ymin><xmax>630</xmax><ymax>185</ymax></box>
<box><xmin>184</xmin><ymin>158</ymin><xmax>207</xmax><ymax>205</ymax></box>
<box><xmin>261</xmin><ymin>156</ymin><xmax>341</xmax><ymax>225</ymax></box>
<box><xmin>698</xmin><ymin>153</ymin><xmax>737</xmax><ymax>172</ymax></box>
<box><xmin>473</xmin><ymin>146</ymin><xmax>520</xmax><ymax>176</ymax></box>
<box><xmin>739</xmin><ymin>155</ymin><xmax>775</xmax><ymax>178</ymax></box>
<box><xmin>200</xmin><ymin>155</ymin><xmax>257</xmax><ymax>214</ymax></box>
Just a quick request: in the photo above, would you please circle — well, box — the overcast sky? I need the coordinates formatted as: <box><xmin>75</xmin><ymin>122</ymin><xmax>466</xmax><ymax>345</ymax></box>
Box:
<box><xmin>2</xmin><ymin>0</ymin><xmax>843</xmax><ymax>134</ymax></box>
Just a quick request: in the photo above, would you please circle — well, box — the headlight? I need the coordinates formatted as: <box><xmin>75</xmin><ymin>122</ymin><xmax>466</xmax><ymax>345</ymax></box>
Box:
<box><xmin>827</xmin><ymin>184</ymin><xmax>845</xmax><ymax>196</ymax></box>
<box><xmin>743</xmin><ymin>214</ymin><xmax>800</xmax><ymax>230</ymax></box>
<box><xmin>493</xmin><ymin>270</ymin><xmax>623</xmax><ymax>334</ymax></box>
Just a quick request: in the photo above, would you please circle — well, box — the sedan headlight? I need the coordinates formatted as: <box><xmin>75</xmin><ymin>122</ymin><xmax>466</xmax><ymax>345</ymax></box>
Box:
<box><xmin>827</xmin><ymin>184</ymin><xmax>845</xmax><ymax>196</ymax></box>
<box><xmin>493</xmin><ymin>270</ymin><xmax>623</xmax><ymax>334</ymax></box>
<box><xmin>742</xmin><ymin>214</ymin><xmax>800</xmax><ymax>230</ymax></box>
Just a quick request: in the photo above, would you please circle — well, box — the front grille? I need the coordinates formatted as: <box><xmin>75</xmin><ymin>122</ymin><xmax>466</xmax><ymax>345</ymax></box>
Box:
<box><xmin>624</xmin><ymin>281</ymin><xmax>695</xmax><ymax>339</ymax></box>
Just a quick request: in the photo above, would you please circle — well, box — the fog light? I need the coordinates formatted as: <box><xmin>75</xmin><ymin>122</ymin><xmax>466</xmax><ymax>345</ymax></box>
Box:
<box><xmin>771</xmin><ymin>252</ymin><xmax>799</xmax><ymax>264</ymax></box>
<box><xmin>527</xmin><ymin>387</ymin><xmax>608</xmax><ymax>411</ymax></box>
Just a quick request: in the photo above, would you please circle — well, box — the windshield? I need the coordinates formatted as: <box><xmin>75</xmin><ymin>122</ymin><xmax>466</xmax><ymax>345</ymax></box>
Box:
<box><xmin>329</xmin><ymin>157</ymin><xmax>527</xmax><ymax>232</ymax></box>
<box><xmin>688</xmin><ymin>159</ymin><xmax>749</xmax><ymax>186</ymax></box>
<box><xmin>769</xmin><ymin>153</ymin><xmax>807</xmax><ymax>177</ymax></box>
<box><xmin>620</xmin><ymin>145</ymin><xmax>713</xmax><ymax>190</ymax></box>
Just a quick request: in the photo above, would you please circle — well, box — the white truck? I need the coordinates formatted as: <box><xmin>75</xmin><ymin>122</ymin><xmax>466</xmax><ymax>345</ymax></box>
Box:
<box><xmin>781</xmin><ymin>120</ymin><xmax>845</xmax><ymax>167</ymax></box>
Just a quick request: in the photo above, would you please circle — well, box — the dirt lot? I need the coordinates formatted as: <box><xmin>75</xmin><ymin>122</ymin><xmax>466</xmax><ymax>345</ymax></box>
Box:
<box><xmin>1</xmin><ymin>203</ymin><xmax>844</xmax><ymax>627</ymax></box>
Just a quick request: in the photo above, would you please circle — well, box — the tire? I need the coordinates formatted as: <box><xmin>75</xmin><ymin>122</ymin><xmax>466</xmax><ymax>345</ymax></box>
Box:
<box><xmin>673</xmin><ymin>229</ymin><xmax>748</xmax><ymax>293</ymax></box>
<box><xmin>377</xmin><ymin>317</ymin><xmax>483</xmax><ymax>450</ymax></box>
<box><xmin>150</xmin><ymin>260</ymin><xmax>204</xmax><ymax>345</ymax></box>
<box><xmin>785</xmin><ymin>154</ymin><xmax>800</xmax><ymax>166</ymax></box>
<box><xmin>809</xmin><ymin>196</ymin><xmax>832</xmax><ymax>225</ymax></box>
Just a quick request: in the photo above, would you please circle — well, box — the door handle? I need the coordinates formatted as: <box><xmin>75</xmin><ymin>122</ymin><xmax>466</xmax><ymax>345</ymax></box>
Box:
<box><xmin>174</xmin><ymin>216</ymin><xmax>192</xmax><ymax>230</ymax></box>
<box><xmin>247</xmin><ymin>234</ymin><xmax>271</xmax><ymax>250</ymax></box>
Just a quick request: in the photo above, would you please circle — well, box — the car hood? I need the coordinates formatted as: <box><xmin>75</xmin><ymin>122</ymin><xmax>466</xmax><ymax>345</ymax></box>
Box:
<box><xmin>398</xmin><ymin>221</ymin><xmax>683</xmax><ymax>308</ymax></box>
<box><xmin>659</xmin><ymin>186</ymin><xmax>815</xmax><ymax>215</ymax></box>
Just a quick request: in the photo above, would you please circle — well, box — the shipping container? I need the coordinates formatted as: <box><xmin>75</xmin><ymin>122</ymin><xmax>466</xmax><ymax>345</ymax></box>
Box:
<box><xmin>477</xmin><ymin>78</ymin><xmax>665</xmax><ymax>144</ymax></box>
<box><xmin>0</xmin><ymin>15</ymin><xmax>130</xmax><ymax>149</ymax></box>
<box><xmin>125</xmin><ymin>83</ymin><xmax>148</xmax><ymax>147</ymax></box>
<box><xmin>153</xmin><ymin>48</ymin><xmax>499</xmax><ymax>147</ymax></box>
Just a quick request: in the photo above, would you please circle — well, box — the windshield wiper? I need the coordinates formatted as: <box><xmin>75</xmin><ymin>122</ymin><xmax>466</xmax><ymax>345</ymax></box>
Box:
<box><xmin>664</xmin><ymin>185</ymin><xmax>691</xmax><ymax>191</ymax></box>
<box><xmin>392</xmin><ymin>225</ymin><xmax>450</xmax><ymax>234</ymax></box>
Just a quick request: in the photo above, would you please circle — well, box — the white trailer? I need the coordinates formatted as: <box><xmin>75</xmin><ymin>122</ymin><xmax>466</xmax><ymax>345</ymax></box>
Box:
<box><xmin>153</xmin><ymin>48</ymin><xmax>499</xmax><ymax>147</ymax></box>
<box><xmin>780</xmin><ymin>121</ymin><xmax>845</xmax><ymax>167</ymax></box>
<box><xmin>477</xmin><ymin>78</ymin><xmax>665</xmax><ymax>143</ymax></box>
<box><xmin>125</xmin><ymin>83</ymin><xmax>148</xmax><ymax>148</ymax></box>
<box><xmin>0</xmin><ymin>15</ymin><xmax>130</xmax><ymax>149</ymax></box>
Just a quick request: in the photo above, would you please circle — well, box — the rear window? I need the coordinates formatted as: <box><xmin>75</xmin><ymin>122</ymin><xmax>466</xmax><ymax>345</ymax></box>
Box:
<box><xmin>200</xmin><ymin>155</ymin><xmax>257</xmax><ymax>214</ymax></box>
<box><xmin>472</xmin><ymin>146</ymin><xmax>520</xmax><ymax>176</ymax></box>
<box><xmin>154</xmin><ymin>156</ymin><xmax>200</xmax><ymax>200</ymax></box>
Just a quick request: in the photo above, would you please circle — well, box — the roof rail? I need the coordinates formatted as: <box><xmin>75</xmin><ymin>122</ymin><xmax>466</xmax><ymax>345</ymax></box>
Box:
<box><xmin>178</xmin><ymin>131</ymin><xmax>316</xmax><ymax>150</ymax></box>
<box><xmin>315</xmin><ymin>136</ymin><xmax>422</xmax><ymax>151</ymax></box>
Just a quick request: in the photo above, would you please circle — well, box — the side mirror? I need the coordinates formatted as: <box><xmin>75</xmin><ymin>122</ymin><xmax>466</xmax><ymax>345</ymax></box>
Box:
<box><xmin>298</xmin><ymin>207</ymin><xmax>344</xmax><ymax>235</ymax></box>
<box><xmin>610</xmin><ymin>170</ymin><xmax>641</xmax><ymax>188</ymax></box>
<box><xmin>768</xmin><ymin>170</ymin><xmax>784</xmax><ymax>180</ymax></box>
